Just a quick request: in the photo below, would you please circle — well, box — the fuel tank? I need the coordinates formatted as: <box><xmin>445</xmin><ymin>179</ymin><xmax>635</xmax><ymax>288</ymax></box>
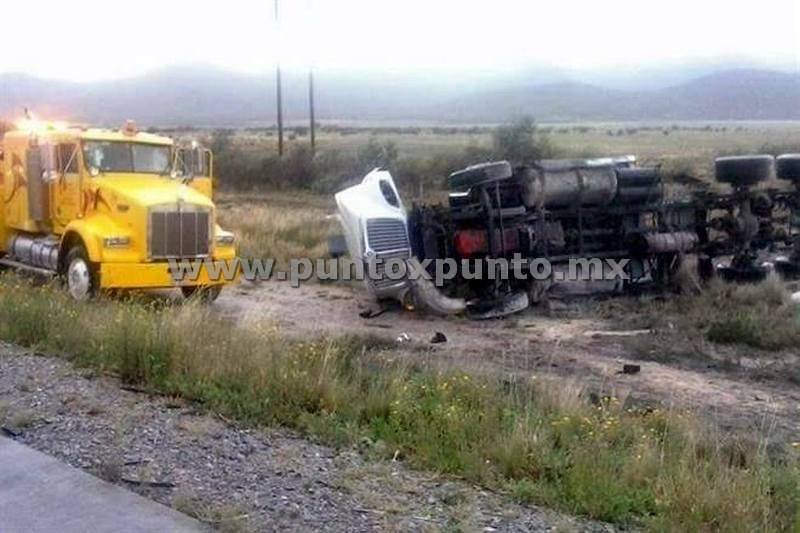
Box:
<box><xmin>7</xmin><ymin>234</ymin><xmax>60</xmax><ymax>271</ymax></box>
<box><xmin>521</xmin><ymin>160</ymin><xmax>618</xmax><ymax>209</ymax></box>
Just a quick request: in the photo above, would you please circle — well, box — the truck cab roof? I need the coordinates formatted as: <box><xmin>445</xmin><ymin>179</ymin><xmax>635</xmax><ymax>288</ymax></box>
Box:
<box><xmin>4</xmin><ymin>121</ymin><xmax>173</xmax><ymax>146</ymax></box>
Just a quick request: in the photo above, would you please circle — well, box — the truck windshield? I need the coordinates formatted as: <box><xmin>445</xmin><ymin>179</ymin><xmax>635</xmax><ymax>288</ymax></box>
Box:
<box><xmin>83</xmin><ymin>141</ymin><xmax>171</xmax><ymax>174</ymax></box>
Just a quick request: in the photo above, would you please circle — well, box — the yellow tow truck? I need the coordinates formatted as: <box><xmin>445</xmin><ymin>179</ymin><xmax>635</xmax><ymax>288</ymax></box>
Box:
<box><xmin>0</xmin><ymin>119</ymin><xmax>237</xmax><ymax>300</ymax></box>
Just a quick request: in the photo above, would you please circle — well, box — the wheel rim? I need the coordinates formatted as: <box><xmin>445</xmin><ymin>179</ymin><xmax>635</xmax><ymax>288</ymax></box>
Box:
<box><xmin>67</xmin><ymin>258</ymin><xmax>91</xmax><ymax>300</ymax></box>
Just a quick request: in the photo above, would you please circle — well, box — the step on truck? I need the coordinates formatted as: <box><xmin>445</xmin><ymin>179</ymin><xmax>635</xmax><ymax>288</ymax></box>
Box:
<box><xmin>0</xmin><ymin>119</ymin><xmax>237</xmax><ymax>300</ymax></box>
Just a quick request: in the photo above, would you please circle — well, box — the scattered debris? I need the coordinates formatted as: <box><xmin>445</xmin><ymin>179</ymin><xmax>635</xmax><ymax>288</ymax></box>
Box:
<box><xmin>359</xmin><ymin>307</ymin><xmax>386</xmax><ymax>319</ymax></box>
<box><xmin>621</xmin><ymin>364</ymin><xmax>642</xmax><ymax>375</ymax></box>
<box><xmin>586</xmin><ymin>329</ymin><xmax>652</xmax><ymax>338</ymax></box>
<box><xmin>121</xmin><ymin>477</ymin><xmax>176</xmax><ymax>489</ymax></box>
<box><xmin>430</xmin><ymin>332</ymin><xmax>448</xmax><ymax>344</ymax></box>
<box><xmin>1</xmin><ymin>426</ymin><xmax>21</xmax><ymax>438</ymax></box>
<box><xmin>396</xmin><ymin>332</ymin><xmax>411</xmax><ymax>343</ymax></box>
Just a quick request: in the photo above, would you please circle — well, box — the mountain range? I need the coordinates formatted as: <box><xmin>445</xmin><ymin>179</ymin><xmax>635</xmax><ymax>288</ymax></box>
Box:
<box><xmin>0</xmin><ymin>64</ymin><xmax>797</xmax><ymax>126</ymax></box>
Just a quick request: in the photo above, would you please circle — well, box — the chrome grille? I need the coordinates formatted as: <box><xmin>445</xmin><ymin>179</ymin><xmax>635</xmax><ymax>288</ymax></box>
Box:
<box><xmin>149</xmin><ymin>208</ymin><xmax>210</xmax><ymax>259</ymax></box>
<box><xmin>370</xmin><ymin>250</ymin><xmax>411</xmax><ymax>291</ymax></box>
<box><xmin>365</xmin><ymin>218</ymin><xmax>411</xmax><ymax>294</ymax></box>
<box><xmin>366</xmin><ymin>218</ymin><xmax>409</xmax><ymax>252</ymax></box>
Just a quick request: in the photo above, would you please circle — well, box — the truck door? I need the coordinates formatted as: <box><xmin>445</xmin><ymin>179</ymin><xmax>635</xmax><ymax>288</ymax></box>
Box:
<box><xmin>52</xmin><ymin>143</ymin><xmax>81</xmax><ymax>229</ymax></box>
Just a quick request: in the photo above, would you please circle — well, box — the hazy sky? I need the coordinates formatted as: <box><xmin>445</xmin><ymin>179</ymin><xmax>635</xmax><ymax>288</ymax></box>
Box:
<box><xmin>5</xmin><ymin>0</ymin><xmax>798</xmax><ymax>81</ymax></box>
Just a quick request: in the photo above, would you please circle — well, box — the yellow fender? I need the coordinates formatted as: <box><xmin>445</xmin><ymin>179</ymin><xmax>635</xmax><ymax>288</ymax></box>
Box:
<box><xmin>59</xmin><ymin>215</ymin><xmax>121</xmax><ymax>265</ymax></box>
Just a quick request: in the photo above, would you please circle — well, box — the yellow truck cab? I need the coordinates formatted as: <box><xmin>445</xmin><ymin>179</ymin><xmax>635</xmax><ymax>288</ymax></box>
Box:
<box><xmin>0</xmin><ymin>119</ymin><xmax>237</xmax><ymax>300</ymax></box>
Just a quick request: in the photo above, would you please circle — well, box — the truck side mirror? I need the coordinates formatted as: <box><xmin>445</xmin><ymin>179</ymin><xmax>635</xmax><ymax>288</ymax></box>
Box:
<box><xmin>173</xmin><ymin>149</ymin><xmax>185</xmax><ymax>178</ymax></box>
<box><xmin>203</xmin><ymin>149</ymin><xmax>212</xmax><ymax>178</ymax></box>
<box><xmin>186</xmin><ymin>147</ymin><xmax>211</xmax><ymax>177</ymax></box>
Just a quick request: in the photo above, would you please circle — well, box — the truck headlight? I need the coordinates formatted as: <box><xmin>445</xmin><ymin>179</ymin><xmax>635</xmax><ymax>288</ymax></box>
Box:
<box><xmin>103</xmin><ymin>236</ymin><xmax>130</xmax><ymax>248</ymax></box>
<box><xmin>215</xmin><ymin>233</ymin><xmax>235</xmax><ymax>246</ymax></box>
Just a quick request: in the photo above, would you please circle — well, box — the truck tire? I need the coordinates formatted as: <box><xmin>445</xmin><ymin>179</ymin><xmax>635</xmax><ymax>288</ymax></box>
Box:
<box><xmin>181</xmin><ymin>285</ymin><xmax>222</xmax><ymax>303</ymax></box>
<box><xmin>714</xmin><ymin>155</ymin><xmax>774</xmax><ymax>186</ymax></box>
<box><xmin>448</xmin><ymin>161</ymin><xmax>512</xmax><ymax>191</ymax></box>
<box><xmin>776</xmin><ymin>154</ymin><xmax>800</xmax><ymax>183</ymax></box>
<box><xmin>63</xmin><ymin>245</ymin><xmax>98</xmax><ymax>301</ymax></box>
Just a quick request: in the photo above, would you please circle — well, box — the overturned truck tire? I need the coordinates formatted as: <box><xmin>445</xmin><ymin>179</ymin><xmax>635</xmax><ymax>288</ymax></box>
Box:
<box><xmin>776</xmin><ymin>154</ymin><xmax>800</xmax><ymax>183</ymax></box>
<box><xmin>715</xmin><ymin>155</ymin><xmax>774</xmax><ymax>186</ymax></box>
<box><xmin>448</xmin><ymin>161</ymin><xmax>513</xmax><ymax>191</ymax></box>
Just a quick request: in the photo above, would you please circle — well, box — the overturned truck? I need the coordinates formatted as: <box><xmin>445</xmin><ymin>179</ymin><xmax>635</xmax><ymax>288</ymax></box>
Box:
<box><xmin>335</xmin><ymin>154</ymin><xmax>800</xmax><ymax>318</ymax></box>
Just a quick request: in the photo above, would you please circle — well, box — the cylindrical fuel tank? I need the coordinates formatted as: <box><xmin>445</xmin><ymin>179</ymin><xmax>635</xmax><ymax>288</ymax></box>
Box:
<box><xmin>615</xmin><ymin>167</ymin><xmax>662</xmax><ymax>204</ymax></box>
<box><xmin>626</xmin><ymin>231</ymin><xmax>699</xmax><ymax>255</ymax></box>
<box><xmin>522</xmin><ymin>161</ymin><xmax>618</xmax><ymax>209</ymax></box>
<box><xmin>8</xmin><ymin>235</ymin><xmax>60</xmax><ymax>271</ymax></box>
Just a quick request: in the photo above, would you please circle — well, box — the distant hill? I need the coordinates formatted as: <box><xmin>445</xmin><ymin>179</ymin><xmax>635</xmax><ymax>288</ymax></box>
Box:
<box><xmin>0</xmin><ymin>66</ymin><xmax>797</xmax><ymax>126</ymax></box>
<box><xmin>443</xmin><ymin>70</ymin><xmax>800</xmax><ymax>122</ymax></box>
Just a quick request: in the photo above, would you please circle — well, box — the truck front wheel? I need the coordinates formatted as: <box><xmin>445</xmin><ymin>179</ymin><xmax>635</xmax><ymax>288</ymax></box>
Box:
<box><xmin>181</xmin><ymin>285</ymin><xmax>222</xmax><ymax>303</ymax></box>
<box><xmin>63</xmin><ymin>245</ymin><xmax>98</xmax><ymax>301</ymax></box>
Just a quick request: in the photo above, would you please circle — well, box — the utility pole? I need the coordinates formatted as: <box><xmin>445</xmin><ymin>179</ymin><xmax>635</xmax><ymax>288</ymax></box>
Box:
<box><xmin>274</xmin><ymin>0</ymin><xmax>284</xmax><ymax>157</ymax></box>
<box><xmin>307</xmin><ymin>0</ymin><xmax>316</xmax><ymax>155</ymax></box>
<box><xmin>308</xmin><ymin>68</ymin><xmax>316</xmax><ymax>154</ymax></box>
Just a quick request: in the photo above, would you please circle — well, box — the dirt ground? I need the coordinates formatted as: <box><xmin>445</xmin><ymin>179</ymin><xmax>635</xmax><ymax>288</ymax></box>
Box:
<box><xmin>217</xmin><ymin>280</ymin><xmax>800</xmax><ymax>444</ymax></box>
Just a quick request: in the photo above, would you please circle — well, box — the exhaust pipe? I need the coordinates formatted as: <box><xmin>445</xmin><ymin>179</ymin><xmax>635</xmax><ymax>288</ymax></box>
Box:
<box><xmin>405</xmin><ymin>257</ymin><xmax>466</xmax><ymax>315</ymax></box>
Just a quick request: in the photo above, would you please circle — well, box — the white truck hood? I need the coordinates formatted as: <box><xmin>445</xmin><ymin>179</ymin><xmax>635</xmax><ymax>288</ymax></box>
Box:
<box><xmin>334</xmin><ymin>169</ymin><xmax>466</xmax><ymax>315</ymax></box>
<box><xmin>334</xmin><ymin>168</ymin><xmax>407</xmax><ymax>261</ymax></box>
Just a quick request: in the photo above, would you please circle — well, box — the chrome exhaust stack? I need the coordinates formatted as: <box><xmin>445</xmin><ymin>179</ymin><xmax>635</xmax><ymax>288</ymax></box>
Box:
<box><xmin>405</xmin><ymin>257</ymin><xmax>466</xmax><ymax>316</ymax></box>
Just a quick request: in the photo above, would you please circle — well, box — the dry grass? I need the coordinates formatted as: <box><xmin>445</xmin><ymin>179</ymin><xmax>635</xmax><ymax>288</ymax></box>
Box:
<box><xmin>0</xmin><ymin>275</ymin><xmax>797</xmax><ymax>530</ymax></box>
<box><xmin>216</xmin><ymin>191</ymin><xmax>337</xmax><ymax>267</ymax></box>
<box><xmin>173</xmin><ymin>491</ymin><xmax>252</xmax><ymax>533</ymax></box>
<box><xmin>8</xmin><ymin>408</ymin><xmax>36</xmax><ymax>429</ymax></box>
<box><xmin>667</xmin><ymin>274</ymin><xmax>800</xmax><ymax>351</ymax></box>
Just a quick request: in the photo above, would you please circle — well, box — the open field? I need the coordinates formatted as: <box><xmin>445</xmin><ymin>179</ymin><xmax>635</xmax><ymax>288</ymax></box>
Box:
<box><xmin>215</xmin><ymin>191</ymin><xmax>337</xmax><ymax>266</ymax></box>
<box><xmin>221</xmin><ymin>121</ymin><xmax>800</xmax><ymax>159</ymax></box>
<box><xmin>204</xmin><ymin>120</ymin><xmax>800</xmax><ymax>191</ymax></box>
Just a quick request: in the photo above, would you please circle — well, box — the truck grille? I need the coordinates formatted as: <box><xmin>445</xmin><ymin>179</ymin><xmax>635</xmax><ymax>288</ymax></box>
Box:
<box><xmin>149</xmin><ymin>208</ymin><xmax>210</xmax><ymax>259</ymax></box>
<box><xmin>369</xmin><ymin>250</ymin><xmax>411</xmax><ymax>291</ymax></box>
<box><xmin>365</xmin><ymin>218</ymin><xmax>410</xmax><ymax>294</ymax></box>
<box><xmin>366</xmin><ymin>218</ymin><xmax>409</xmax><ymax>252</ymax></box>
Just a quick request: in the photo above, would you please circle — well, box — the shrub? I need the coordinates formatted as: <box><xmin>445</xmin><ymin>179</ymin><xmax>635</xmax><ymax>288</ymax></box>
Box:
<box><xmin>491</xmin><ymin>116</ymin><xmax>557</xmax><ymax>164</ymax></box>
<box><xmin>707</xmin><ymin>312</ymin><xmax>762</xmax><ymax>346</ymax></box>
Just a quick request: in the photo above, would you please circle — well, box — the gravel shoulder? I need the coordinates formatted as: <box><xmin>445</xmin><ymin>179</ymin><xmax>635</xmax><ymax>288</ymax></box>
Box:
<box><xmin>0</xmin><ymin>343</ymin><xmax>613</xmax><ymax>533</ymax></box>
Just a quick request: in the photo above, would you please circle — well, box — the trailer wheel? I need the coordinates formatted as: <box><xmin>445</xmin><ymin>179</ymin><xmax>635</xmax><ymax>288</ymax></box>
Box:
<box><xmin>714</xmin><ymin>155</ymin><xmax>774</xmax><ymax>186</ymax></box>
<box><xmin>181</xmin><ymin>285</ymin><xmax>222</xmax><ymax>303</ymax></box>
<box><xmin>63</xmin><ymin>245</ymin><xmax>98</xmax><ymax>301</ymax></box>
